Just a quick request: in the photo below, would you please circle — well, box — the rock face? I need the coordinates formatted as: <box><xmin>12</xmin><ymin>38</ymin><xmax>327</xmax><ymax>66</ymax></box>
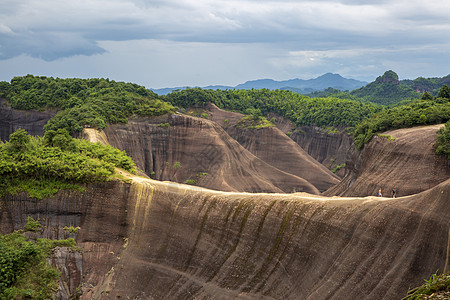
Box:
<box><xmin>290</xmin><ymin>126</ymin><xmax>353</xmax><ymax>178</ymax></box>
<box><xmin>0</xmin><ymin>98</ymin><xmax>56</xmax><ymax>141</ymax></box>
<box><xmin>101</xmin><ymin>114</ymin><xmax>320</xmax><ymax>194</ymax></box>
<box><xmin>325</xmin><ymin>124</ymin><xmax>450</xmax><ymax>197</ymax></box>
<box><xmin>206</xmin><ymin>104</ymin><xmax>340</xmax><ymax>191</ymax></box>
<box><xmin>1</xmin><ymin>175</ymin><xmax>449</xmax><ymax>299</ymax></box>
<box><xmin>0</xmin><ymin>182</ymin><xmax>131</xmax><ymax>298</ymax></box>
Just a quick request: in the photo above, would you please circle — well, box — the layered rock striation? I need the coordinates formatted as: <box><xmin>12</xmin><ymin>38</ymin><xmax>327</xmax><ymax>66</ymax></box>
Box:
<box><xmin>100</xmin><ymin>114</ymin><xmax>320</xmax><ymax>194</ymax></box>
<box><xmin>325</xmin><ymin>124</ymin><xmax>450</xmax><ymax>197</ymax></box>
<box><xmin>206</xmin><ymin>104</ymin><xmax>340</xmax><ymax>191</ymax></box>
<box><xmin>0</xmin><ymin>98</ymin><xmax>56</xmax><ymax>141</ymax></box>
<box><xmin>1</xmin><ymin>174</ymin><xmax>449</xmax><ymax>299</ymax></box>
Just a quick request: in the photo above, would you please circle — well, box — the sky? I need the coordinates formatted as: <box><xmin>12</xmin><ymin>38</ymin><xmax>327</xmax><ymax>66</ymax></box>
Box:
<box><xmin>1</xmin><ymin>0</ymin><xmax>450</xmax><ymax>89</ymax></box>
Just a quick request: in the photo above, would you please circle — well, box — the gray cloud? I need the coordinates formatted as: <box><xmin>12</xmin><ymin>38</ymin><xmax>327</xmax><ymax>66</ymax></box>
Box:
<box><xmin>0</xmin><ymin>0</ymin><xmax>449</xmax><ymax>86</ymax></box>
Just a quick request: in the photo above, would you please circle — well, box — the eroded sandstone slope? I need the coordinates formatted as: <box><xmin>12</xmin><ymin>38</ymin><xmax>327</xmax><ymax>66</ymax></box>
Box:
<box><xmin>0</xmin><ymin>98</ymin><xmax>56</xmax><ymax>141</ymax></box>
<box><xmin>98</xmin><ymin>114</ymin><xmax>319</xmax><ymax>194</ymax></box>
<box><xmin>205</xmin><ymin>104</ymin><xmax>339</xmax><ymax>191</ymax></box>
<box><xmin>325</xmin><ymin>124</ymin><xmax>450</xmax><ymax>197</ymax></box>
<box><xmin>1</xmin><ymin>174</ymin><xmax>449</xmax><ymax>299</ymax></box>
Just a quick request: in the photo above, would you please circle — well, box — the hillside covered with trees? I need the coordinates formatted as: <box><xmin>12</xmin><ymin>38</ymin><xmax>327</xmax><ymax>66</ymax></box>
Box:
<box><xmin>1</xmin><ymin>75</ymin><xmax>449</xmax><ymax>158</ymax></box>
<box><xmin>353</xmin><ymin>85</ymin><xmax>450</xmax><ymax>149</ymax></box>
<box><xmin>164</xmin><ymin>88</ymin><xmax>381</xmax><ymax>128</ymax></box>
<box><xmin>0</xmin><ymin>128</ymin><xmax>136</xmax><ymax>199</ymax></box>
<box><xmin>0</xmin><ymin>75</ymin><xmax>174</xmax><ymax>134</ymax></box>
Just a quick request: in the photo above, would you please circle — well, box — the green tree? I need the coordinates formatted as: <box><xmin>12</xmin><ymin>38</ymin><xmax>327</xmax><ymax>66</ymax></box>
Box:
<box><xmin>421</xmin><ymin>91</ymin><xmax>433</xmax><ymax>100</ymax></box>
<box><xmin>436</xmin><ymin>121</ymin><xmax>450</xmax><ymax>159</ymax></box>
<box><xmin>437</xmin><ymin>84</ymin><xmax>450</xmax><ymax>99</ymax></box>
<box><xmin>8</xmin><ymin>129</ymin><xmax>30</xmax><ymax>151</ymax></box>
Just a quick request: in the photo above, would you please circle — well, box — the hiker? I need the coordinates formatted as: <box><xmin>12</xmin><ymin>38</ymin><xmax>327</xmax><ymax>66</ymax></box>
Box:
<box><xmin>378</xmin><ymin>188</ymin><xmax>382</xmax><ymax>197</ymax></box>
<box><xmin>392</xmin><ymin>188</ymin><xmax>396</xmax><ymax>198</ymax></box>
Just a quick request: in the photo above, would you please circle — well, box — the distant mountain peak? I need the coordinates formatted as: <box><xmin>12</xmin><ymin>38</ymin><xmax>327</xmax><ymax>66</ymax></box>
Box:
<box><xmin>151</xmin><ymin>73</ymin><xmax>367</xmax><ymax>95</ymax></box>
<box><xmin>375</xmin><ymin>70</ymin><xmax>399</xmax><ymax>85</ymax></box>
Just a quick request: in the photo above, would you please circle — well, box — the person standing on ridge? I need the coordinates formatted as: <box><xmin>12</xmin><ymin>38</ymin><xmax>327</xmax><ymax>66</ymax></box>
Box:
<box><xmin>392</xmin><ymin>188</ymin><xmax>396</xmax><ymax>198</ymax></box>
<box><xmin>378</xmin><ymin>188</ymin><xmax>382</xmax><ymax>197</ymax></box>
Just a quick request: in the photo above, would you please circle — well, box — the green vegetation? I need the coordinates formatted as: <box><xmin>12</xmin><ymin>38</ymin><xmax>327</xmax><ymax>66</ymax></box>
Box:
<box><xmin>308</xmin><ymin>72</ymin><xmax>450</xmax><ymax>106</ymax></box>
<box><xmin>0</xmin><ymin>217</ymin><xmax>77</xmax><ymax>299</ymax></box>
<box><xmin>185</xmin><ymin>179</ymin><xmax>197</xmax><ymax>185</ymax></box>
<box><xmin>351</xmin><ymin>70</ymin><xmax>421</xmax><ymax>105</ymax></box>
<box><xmin>1</xmin><ymin>75</ymin><xmax>174</xmax><ymax>134</ymax></box>
<box><xmin>157</xmin><ymin>122</ymin><xmax>170</xmax><ymax>128</ymax></box>
<box><xmin>164</xmin><ymin>87</ymin><xmax>381</xmax><ymax>129</ymax></box>
<box><xmin>63</xmin><ymin>226</ymin><xmax>81</xmax><ymax>233</ymax></box>
<box><xmin>0</xmin><ymin>129</ymin><xmax>137</xmax><ymax>199</ymax></box>
<box><xmin>235</xmin><ymin>115</ymin><xmax>275</xmax><ymax>129</ymax></box>
<box><xmin>403</xmin><ymin>271</ymin><xmax>450</xmax><ymax>300</ymax></box>
<box><xmin>353</xmin><ymin>87</ymin><xmax>450</xmax><ymax>149</ymax></box>
<box><xmin>331</xmin><ymin>164</ymin><xmax>346</xmax><ymax>174</ymax></box>
<box><xmin>172</xmin><ymin>161</ymin><xmax>181</xmax><ymax>169</ymax></box>
<box><xmin>436</xmin><ymin>121</ymin><xmax>450</xmax><ymax>159</ymax></box>
<box><xmin>377</xmin><ymin>134</ymin><xmax>396</xmax><ymax>141</ymax></box>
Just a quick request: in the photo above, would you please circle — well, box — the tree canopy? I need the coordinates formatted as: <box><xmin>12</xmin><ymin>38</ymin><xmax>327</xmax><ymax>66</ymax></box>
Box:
<box><xmin>0</xmin><ymin>129</ymin><xmax>136</xmax><ymax>199</ymax></box>
<box><xmin>164</xmin><ymin>87</ymin><xmax>381</xmax><ymax>128</ymax></box>
<box><xmin>1</xmin><ymin>75</ymin><xmax>175</xmax><ymax>134</ymax></box>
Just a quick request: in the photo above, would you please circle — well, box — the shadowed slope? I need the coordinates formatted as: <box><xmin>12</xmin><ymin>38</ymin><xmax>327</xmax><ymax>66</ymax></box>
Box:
<box><xmin>108</xmin><ymin>177</ymin><xmax>449</xmax><ymax>300</ymax></box>
<box><xmin>0</xmin><ymin>99</ymin><xmax>56</xmax><ymax>141</ymax></box>
<box><xmin>206</xmin><ymin>104</ymin><xmax>340</xmax><ymax>191</ymax></box>
<box><xmin>325</xmin><ymin>124</ymin><xmax>450</xmax><ymax>197</ymax></box>
<box><xmin>3</xmin><ymin>174</ymin><xmax>448</xmax><ymax>299</ymax></box>
<box><xmin>97</xmin><ymin>114</ymin><xmax>319</xmax><ymax>194</ymax></box>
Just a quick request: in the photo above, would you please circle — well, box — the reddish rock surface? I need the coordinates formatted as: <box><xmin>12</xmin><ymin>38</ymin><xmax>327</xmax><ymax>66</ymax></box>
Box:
<box><xmin>0</xmin><ymin>98</ymin><xmax>56</xmax><ymax>140</ymax></box>
<box><xmin>206</xmin><ymin>104</ymin><xmax>340</xmax><ymax>191</ymax></box>
<box><xmin>325</xmin><ymin>124</ymin><xmax>450</xmax><ymax>197</ymax></box>
<box><xmin>1</xmin><ymin>174</ymin><xmax>448</xmax><ymax>299</ymax></box>
<box><xmin>101</xmin><ymin>114</ymin><xmax>320</xmax><ymax>194</ymax></box>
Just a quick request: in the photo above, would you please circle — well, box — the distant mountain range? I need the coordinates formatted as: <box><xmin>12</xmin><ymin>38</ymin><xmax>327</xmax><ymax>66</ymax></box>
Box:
<box><xmin>151</xmin><ymin>73</ymin><xmax>367</xmax><ymax>95</ymax></box>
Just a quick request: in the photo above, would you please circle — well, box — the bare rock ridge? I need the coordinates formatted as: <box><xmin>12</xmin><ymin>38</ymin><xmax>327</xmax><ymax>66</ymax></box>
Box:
<box><xmin>325</xmin><ymin>124</ymin><xmax>450</xmax><ymax>197</ymax></box>
<box><xmin>0</xmin><ymin>98</ymin><xmax>56</xmax><ymax>141</ymax></box>
<box><xmin>205</xmin><ymin>104</ymin><xmax>351</xmax><ymax>178</ymax></box>
<box><xmin>100</xmin><ymin>114</ymin><xmax>320</xmax><ymax>194</ymax></box>
<box><xmin>1</xmin><ymin>174</ymin><xmax>449</xmax><ymax>299</ymax></box>
<box><xmin>290</xmin><ymin>126</ymin><xmax>352</xmax><ymax>178</ymax></box>
<box><xmin>205</xmin><ymin>104</ymin><xmax>340</xmax><ymax>191</ymax></box>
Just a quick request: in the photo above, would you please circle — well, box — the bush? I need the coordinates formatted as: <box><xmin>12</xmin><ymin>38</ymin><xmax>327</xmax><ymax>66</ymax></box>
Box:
<box><xmin>0</xmin><ymin>218</ymin><xmax>77</xmax><ymax>299</ymax></box>
<box><xmin>3</xmin><ymin>75</ymin><xmax>175</xmax><ymax>134</ymax></box>
<box><xmin>0</xmin><ymin>129</ymin><xmax>137</xmax><ymax>199</ymax></box>
<box><xmin>436</xmin><ymin>121</ymin><xmax>450</xmax><ymax>159</ymax></box>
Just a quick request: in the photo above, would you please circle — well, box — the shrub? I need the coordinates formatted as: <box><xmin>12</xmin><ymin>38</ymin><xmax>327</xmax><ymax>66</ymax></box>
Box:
<box><xmin>185</xmin><ymin>179</ymin><xmax>197</xmax><ymax>185</ymax></box>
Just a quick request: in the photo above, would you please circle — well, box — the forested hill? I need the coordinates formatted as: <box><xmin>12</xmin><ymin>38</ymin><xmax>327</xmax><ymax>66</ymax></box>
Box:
<box><xmin>0</xmin><ymin>75</ymin><xmax>174</xmax><ymax>134</ymax></box>
<box><xmin>308</xmin><ymin>70</ymin><xmax>450</xmax><ymax>106</ymax></box>
<box><xmin>1</xmin><ymin>75</ymin><xmax>449</xmax><ymax>157</ymax></box>
<box><xmin>163</xmin><ymin>88</ymin><xmax>381</xmax><ymax>128</ymax></box>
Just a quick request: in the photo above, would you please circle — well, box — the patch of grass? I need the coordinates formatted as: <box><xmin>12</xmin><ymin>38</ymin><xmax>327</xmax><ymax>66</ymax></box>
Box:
<box><xmin>157</xmin><ymin>123</ymin><xmax>170</xmax><ymax>128</ymax></box>
<box><xmin>377</xmin><ymin>134</ymin><xmax>396</xmax><ymax>141</ymax></box>
<box><xmin>63</xmin><ymin>226</ymin><xmax>81</xmax><ymax>233</ymax></box>
<box><xmin>331</xmin><ymin>163</ymin><xmax>346</xmax><ymax>173</ymax></box>
<box><xmin>185</xmin><ymin>179</ymin><xmax>197</xmax><ymax>185</ymax></box>
<box><xmin>403</xmin><ymin>271</ymin><xmax>450</xmax><ymax>300</ymax></box>
<box><xmin>235</xmin><ymin>115</ymin><xmax>276</xmax><ymax>129</ymax></box>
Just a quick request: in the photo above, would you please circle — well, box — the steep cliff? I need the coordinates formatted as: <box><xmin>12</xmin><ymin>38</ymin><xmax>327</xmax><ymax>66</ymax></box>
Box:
<box><xmin>289</xmin><ymin>126</ymin><xmax>353</xmax><ymax>178</ymax></box>
<box><xmin>206</xmin><ymin>104</ymin><xmax>351</xmax><ymax>178</ymax></box>
<box><xmin>325</xmin><ymin>124</ymin><xmax>450</xmax><ymax>197</ymax></box>
<box><xmin>1</xmin><ymin>174</ymin><xmax>449</xmax><ymax>299</ymax></box>
<box><xmin>98</xmin><ymin>114</ymin><xmax>320</xmax><ymax>194</ymax></box>
<box><xmin>0</xmin><ymin>98</ymin><xmax>56</xmax><ymax>141</ymax></box>
<box><xmin>206</xmin><ymin>104</ymin><xmax>340</xmax><ymax>191</ymax></box>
